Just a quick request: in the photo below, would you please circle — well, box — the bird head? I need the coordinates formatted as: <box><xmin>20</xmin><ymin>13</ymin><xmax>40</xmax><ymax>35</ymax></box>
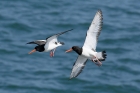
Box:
<box><xmin>28</xmin><ymin>45</ymin><xmax>45</xmax><ymax>54</ymax></box>
<box><xmin>65</xmin><ymin>46</ymin><xmax>82</xmax><ymax>55</ymax></box>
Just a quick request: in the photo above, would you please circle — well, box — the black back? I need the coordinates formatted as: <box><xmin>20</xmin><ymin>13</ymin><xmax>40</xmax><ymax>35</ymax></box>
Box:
<box><xmin>72</xmin><ymin>46</ymin><xmax>82</xmax><ymax>55</ymax></box>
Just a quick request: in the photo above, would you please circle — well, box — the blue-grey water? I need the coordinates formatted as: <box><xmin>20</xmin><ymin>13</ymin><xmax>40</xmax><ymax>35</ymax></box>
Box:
<box><xmin>0</xmin><ymin>0</ymin><xmax>140</xmax><ymax>93</ymax></box>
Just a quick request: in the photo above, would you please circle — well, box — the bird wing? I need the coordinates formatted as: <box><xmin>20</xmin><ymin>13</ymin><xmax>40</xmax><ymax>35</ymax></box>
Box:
<box><xmin>27</xmin><ymin>29</ymin><xmax>73</xmax><ymax>45</ymax></box>
<box><xmin>46</xmin><ymin>29</ymin><xmax>73</xmax><ymax>43</ymax></box>
<box><xmin>70</xmin><ymin>56</ymin><xmax>88</xmax><ymax>79</ymax></box>
<box><xmin>83</xmin><ymin>10</ymin><xmax>103</xmax><ymax>50</ymax></box>
<box><xmin>27</xmin><ymin>40</ymin><xmax>46</xmax><ymax>45</ymax></box>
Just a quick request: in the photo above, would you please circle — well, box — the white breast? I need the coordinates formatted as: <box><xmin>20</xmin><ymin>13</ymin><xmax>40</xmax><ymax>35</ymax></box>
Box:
<box><xmin>44</xmin><ymin>42</ymin><xmax>62</xmax><ymax>52</ymax></box>
<box><xmin>44</xmin><ymin>43</ymin><xmax>57</xmax><ymax>52</ymax></box>
<box><xmin>82</xmin><ymin>47</ymin><xmax>97</xmax><ymax>59</ymax></box>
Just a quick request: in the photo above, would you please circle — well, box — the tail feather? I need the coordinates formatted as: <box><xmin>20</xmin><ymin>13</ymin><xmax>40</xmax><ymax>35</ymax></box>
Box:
<box><xmin>94</xmin><ymin>50</ymin><xmax>107</xmax><ymax>62</ymax></box>
<box><xmin>59</xmin><ymin>42</ymin><xmax>64</xmax><ymax>45</ymax></box>
<box><xmin>102</xmin><ymin>50</ymin><xmax>107</xmax><ymax>59</ymax></box>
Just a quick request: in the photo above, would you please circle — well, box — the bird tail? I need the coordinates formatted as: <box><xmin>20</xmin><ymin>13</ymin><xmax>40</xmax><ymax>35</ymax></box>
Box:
<box><xmin>59</xmin><ymin>42</ymin><xmax>64</xmax><ymax>45</ymax></box>
<box><xmin>95</xmin><ymin>50</ymin><xmax>107</xmax><ymax>61</ymax></box>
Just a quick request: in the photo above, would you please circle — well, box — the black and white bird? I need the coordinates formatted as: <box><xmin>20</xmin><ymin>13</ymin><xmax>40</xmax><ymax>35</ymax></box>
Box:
<box><xmin>27</xmin><ymin>29</ymin><xmax>73</xmax><ymax>57</ymax></box>
<box><xmin>65</xmin><ymin>10</ymin><xmax>107</xmax><ymax>79</ymax></box>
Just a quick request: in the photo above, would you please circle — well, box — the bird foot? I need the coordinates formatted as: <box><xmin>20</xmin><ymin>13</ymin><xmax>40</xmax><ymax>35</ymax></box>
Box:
<box><xmin>50</xmin><ymin>51</ymin><xmax>54</xmax><ymax>57</ymax></box>
<box><xmin>92</xmin><ymin>56</ymin><xmax>102</xmax><ymax>67</ymax></box>
<box><xmin>50</xmin><ymin>48</ymin><xmax>56</xmax><ymax>57</ymax></box>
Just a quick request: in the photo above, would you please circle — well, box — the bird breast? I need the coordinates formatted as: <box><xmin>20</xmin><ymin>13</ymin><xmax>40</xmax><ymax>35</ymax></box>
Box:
<box><xmin>44</xmin><ymin>43</ymin><xmax>57</xmax><ymax>52</ymax></box>
<box><xmin>82</xmin><ymin>47</ymin><xmax>97</xmax><ymax>59</ymax></box>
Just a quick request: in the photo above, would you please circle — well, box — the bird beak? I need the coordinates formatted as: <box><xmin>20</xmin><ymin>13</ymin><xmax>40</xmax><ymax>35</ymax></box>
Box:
<box><xmin>28</xmin><ymin>49</ymin><xmax>36</xmax><ymax>54</ymax></box>
<box><xmin>65</xmin><ymin>48</ymin><xmax>73</xmax><ymax>53</ymax></box>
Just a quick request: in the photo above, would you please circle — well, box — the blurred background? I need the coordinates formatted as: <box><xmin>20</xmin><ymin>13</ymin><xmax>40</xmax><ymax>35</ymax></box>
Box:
<box><xmin>0</xmin><ymin>0</ymin><xmax>140</xmax><ymax>93</ymax></box>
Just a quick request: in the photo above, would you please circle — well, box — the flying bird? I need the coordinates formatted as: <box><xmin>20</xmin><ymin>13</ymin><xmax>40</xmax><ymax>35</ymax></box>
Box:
<box><xmin>27</xmin><ymin>29</ymin><xmax>73</xmax><ymax>57</ymax></box>
<box><xmin>66</xmin><ymin>10</ymin><xmax>107</xmax><ymax>79</ymax></box>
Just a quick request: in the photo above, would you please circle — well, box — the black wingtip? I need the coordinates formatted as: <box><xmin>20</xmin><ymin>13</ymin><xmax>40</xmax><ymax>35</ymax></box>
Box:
<box><xmin>26</xmin><ymin>41</ymin><xmax>35</xmax><ymax>44</ymax></box>
<box><xmin>64</xmin><ymin>29</ymin><xmax>74</xmax><ymax>32</ymax></box>
<box><xmin>58</xmin><ymin>29</ymin><xmax>74</xmax><ymax>36</ymax></box>
<box><xmin>67</xmin><ymin>28</ymin><xmax>74</xmax><ymax>31</ymax></box>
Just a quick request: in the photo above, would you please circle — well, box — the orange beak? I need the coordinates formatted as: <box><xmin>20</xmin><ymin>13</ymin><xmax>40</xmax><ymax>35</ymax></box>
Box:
<box><xmin>28</xmin><ymin>49</ymin><xmax>36</xmax><ymax>54</ymax></box>
<box><xmin>65</xmin><ymin>48</ymin><xmax>73</xmax><ymax>53</ymax></box>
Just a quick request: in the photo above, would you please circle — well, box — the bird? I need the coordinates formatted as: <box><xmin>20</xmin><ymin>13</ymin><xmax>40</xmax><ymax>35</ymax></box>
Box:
<box><xmin>65</xmin><ymin>10</ymin><xmax>107</xmax><ymax>79</ymax></box>
<box><xmin>27</xmin><ymin>29</ymin><xmax>73</xmax><ymax>57</ymax></box>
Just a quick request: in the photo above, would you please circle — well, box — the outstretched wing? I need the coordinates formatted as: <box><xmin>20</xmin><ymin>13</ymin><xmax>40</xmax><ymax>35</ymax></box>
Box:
<box><xmin>46</xmin><ymin>29</ymin><xmax>73</xmax><ymax>43</ymax></box>
<box><xmin>83</xmin><ymin>10</ymin><xmax>103</xmax><ymax>50</ymax></box>
<box><xmin>27</xmin><ymin>40</ymin><xmax>46</xmax><ymax>45</ymax></box>
<box><xmin>27</xmin><ymin>29</ymin><xmax>73</xmax><ymax>45</ymax></box>
<box><xmin>70</xmin><ymin>56</ymin><xmax>88</xmax><ymax>79</ymax></box>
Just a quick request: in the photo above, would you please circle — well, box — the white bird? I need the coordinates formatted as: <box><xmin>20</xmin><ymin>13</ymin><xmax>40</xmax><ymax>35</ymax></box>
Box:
<box><xmin>27</xmin><ymin>29</ymin><xmax>73</xmax><ymax>57</ymax></box>
<box><xmin>65</xmin><ymin>10</ymin><xmax>107</xmax><ymax>79</ymax></box>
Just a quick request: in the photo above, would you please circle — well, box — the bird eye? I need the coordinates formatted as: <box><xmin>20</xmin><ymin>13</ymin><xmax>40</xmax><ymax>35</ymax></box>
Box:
<box><xmin>55</xmin><ymin>42</ymin><xmax>57</xmax><ymax>44</ymax></box>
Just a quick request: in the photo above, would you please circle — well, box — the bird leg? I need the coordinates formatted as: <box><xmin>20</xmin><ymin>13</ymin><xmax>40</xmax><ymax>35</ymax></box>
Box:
<box><xmin>92</xmin><ymin>56</ymin><xmax>102</xmax><ymax>66</ymax></box>
<box><xmin>50</xmin><ymin>48</ymin><xmax>56</xmax><ymax>57</ymax></box>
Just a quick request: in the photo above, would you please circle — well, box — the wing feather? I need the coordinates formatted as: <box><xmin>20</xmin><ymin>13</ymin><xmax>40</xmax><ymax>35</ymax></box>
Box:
<box><xmin>27</xmin><ymin>29</ymin><xmax>73</xmax><ymax>45</ymax></box>
<box><xmin>70</xmin><ymin>56</ymin><xmax>88</xmax><ymax>79</ymax></box>
<box><xmin>27</xmin><ymin>40</ymin><xmax>46</xmax><ymax>45</ymax></box>
<box><xmin>83</xmin><ymin>10</ymin><xmax>103</xmax><ymax>50</ymax></box>
<box><xmin>46</xmin><ymin>29</ymin><xmax>73</xmax><ymax>43</ymax></box>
